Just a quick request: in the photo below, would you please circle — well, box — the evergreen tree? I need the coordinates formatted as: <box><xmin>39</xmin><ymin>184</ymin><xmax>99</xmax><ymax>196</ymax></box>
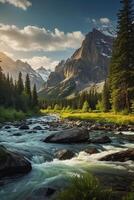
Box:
<box><xmin>82</xmin><ymin>101</ymin><xmax>89</xmax><ymax>112</ymax></box>
<box><xmin>32</xmin><ymin>84</ymin><xmax>38</xmax><ymax>107</ymax></box>
<box><xmin>102</xmin><ymin>80</ymin><xmax>111</xmax><ymax>112</ymax></box>
<box><xmin>25</xmin><ymin>74</ymin><xmax>32</xmax><ymax>105</ymax></box>
<box><xmin>109</xmin><ymin>0</ymin><xmax>134</xmax><ymax>112</ymax></box>
<box><xmin>17</xmin><ymin>72</ymin><xmax>24</xmax><ymax>94</ymax></box>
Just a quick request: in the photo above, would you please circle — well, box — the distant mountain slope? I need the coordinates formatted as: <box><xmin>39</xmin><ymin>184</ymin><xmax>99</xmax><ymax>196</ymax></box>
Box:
<box><xmin>39</xmin><ymin>28</ymin><xmax>114</xmax><ymax>99</ymax></box>
<box><xmin>0</xmin><ymin>52</ymin><xmax>45</xmax><ymax>90</ymax></box>
<box><xmin>36</xmin><ymin>67</ymin><xmax>51</xmax><ymax>82</ymax></box>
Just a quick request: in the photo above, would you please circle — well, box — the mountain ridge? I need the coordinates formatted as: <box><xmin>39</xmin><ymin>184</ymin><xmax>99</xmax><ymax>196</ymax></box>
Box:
<box><xmin>39</xmin><ymin>28</ymin><xmax>114</xmax><ymax>99</ymax></box>
<box><xmin>0</xmin><ymin>52</ymin><xmax>51</xmax><ymax>91</ymax></box>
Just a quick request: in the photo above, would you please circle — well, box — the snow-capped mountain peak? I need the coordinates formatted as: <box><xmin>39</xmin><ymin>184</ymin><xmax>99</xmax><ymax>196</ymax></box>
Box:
<box><xmin>36</xmin><ymin>67</ymin><xmax>51</xmax><ymax>82</ymax></box>
<box><xmin>98</xmin><ymin>25</ymin><xmax>117</xmax><ymax>38</ymax></box>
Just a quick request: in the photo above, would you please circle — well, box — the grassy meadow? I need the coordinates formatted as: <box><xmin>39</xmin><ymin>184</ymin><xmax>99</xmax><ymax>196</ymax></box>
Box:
<box><xmin>41</xmin><ymin>109</ymin><xmax>134</xmax><ymax>125</ymax></box>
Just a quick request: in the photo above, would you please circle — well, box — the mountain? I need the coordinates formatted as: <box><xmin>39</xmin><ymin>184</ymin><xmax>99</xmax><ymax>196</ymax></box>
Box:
<box><xmin>36</xmin><ymin>67</ymin><xmax>51</xmax><ymax>82</ymax></box>
<box><xmin>98</xmin><ymin>25</ymin><xmax>116</xmax><ymax>38</ymax></box>
<box><xmin>0</xmin><ymin>52</ymin><xmax>44</xmax><ymax>91</ymax></box>
<box><xmin>39</xmin><ymin>28</ymin><xmax>114</xmax><ymax>99</ymax></box>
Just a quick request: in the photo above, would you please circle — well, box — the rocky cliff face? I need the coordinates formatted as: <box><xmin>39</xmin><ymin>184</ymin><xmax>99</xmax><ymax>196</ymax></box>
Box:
<box><xmin>39</xmin><ymin>28</ymin><xmax>114</xmax><ymax>98</ymax></box>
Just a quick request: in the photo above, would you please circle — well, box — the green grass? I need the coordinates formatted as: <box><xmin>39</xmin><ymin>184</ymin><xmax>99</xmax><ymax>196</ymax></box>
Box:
<box><xmin>41</xmin><ymin>109</ymin><xmax>134</xmax><ymax>125</ymax></box>
<box><xmin>56</xmin><ymin>173</ymin><xmax>112</xmax><ymax>200</ymax></box>
<box><xmin>55</xmin><ymin>173</ymin><xmax>134</xmax><ymax>200</ymax></box>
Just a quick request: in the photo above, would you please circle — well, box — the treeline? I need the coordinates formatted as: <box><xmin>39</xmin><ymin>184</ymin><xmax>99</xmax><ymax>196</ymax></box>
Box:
<box><xmin>0</xmin><ymin>67</ymin><xmax>38</xmax><ymax>112</ymax></box>
<box><xmin>102</xmin><ymin>0</ymin><xmax>134</xmax><ymax>113</ymax></box>
<box><xmin>40</xmin><ymin>89</ymin><xmax>100</xmax><ymax>112</ymax></box>
<box><xmin>41</xmin><ymin>0</ymin><xmax>134</xmax><ymax>114</ymax></box>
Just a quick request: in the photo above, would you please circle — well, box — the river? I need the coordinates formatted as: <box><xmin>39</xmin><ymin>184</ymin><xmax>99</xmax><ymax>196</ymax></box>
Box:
<box><xmin>0</xmin><ymin>115</ymin><xmax>134</xmax><ymax>200</ymax></box>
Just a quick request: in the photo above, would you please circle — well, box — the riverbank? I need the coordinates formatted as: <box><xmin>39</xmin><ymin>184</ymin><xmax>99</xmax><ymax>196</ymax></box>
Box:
<box><xmin>0</xmin><ymin>115</ymin><xmax>134</xmax><ymax>200</ymax></box>
<box><xmin>41</xmin><ymin>109</ymin><xmax>134</xmax><ymax>125</ymax></box>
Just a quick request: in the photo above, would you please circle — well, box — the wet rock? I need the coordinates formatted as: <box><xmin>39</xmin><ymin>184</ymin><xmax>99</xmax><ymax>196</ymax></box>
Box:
<box><xmin>26</xmin><ymin>187</ymin><xmax>56</xmax><ymax>200</ymax></box>
<box><xmin>116</xmin><ymin>125</ymin><xmax>128</xmax><ymax>131</ymax></box>
<box><xmin>91</xmin><ymin>136</ymin><xmax>111</xmax><ymax>144</ymax></box>
<box><xmin>84</xmin><ymin>147</ymin><xmax>99</xmax><ymax>154</ymax></box>
<box><xmin>13</xmin><ymin>133</ymin><xmax>22</xmax><ymax>136</ymax></box>
<box><xmin>55</xmin><ymin>149</ymin><xmax>75</xmax><ymax>160</ymax></box>
<box><xmin>19</xmin><ymin>124</ymin><xmax>29</xmax><ymax>130</ymax></box>
<box><xmin>44</xmin><ymin>128</ymin><xmax>89</xmax><ymax>143</ymax></box>
<box><xmin>4</xmin><ymin>125</ymin><xmax>11</xmax><ymax>129</ymax></box>
<box><xmin>28</xmin><ymin>130</ymin><xmax>37</xmax><ymax>134</ymax></box>
<box><xmin>117</xmin><ymin>134</ymin><xmax>134</xmax><ymax>142</ymax></box>
<box><xmin>33</xmin><ymin>126</ymin><xmax>43</xmax><ymax>130</ymax></box>
<box><xmin>0</xmin><ymin>145</ymin><xmax>32</xmax><ymax>178</ymax></box>
<box><xmin>100</xmin><ymin>148</ymin><xmax>134</xmax><ymax>162</ymax></box>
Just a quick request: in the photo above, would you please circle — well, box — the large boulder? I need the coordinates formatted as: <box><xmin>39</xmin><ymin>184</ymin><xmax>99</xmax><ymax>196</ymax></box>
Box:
<box><xmin>55</xmin><ymin>149</ymin><xmax>75</xmax><ymax>160</ymax></box>
<box><xmin>44</xmin><ymin>128</ymin><xmax>89</xmax><ymax>143</ymax></box>
<box><xmin>0</xmin><ymin>145</ymin><xmax>32</xmax><ymax>178</ymax></box>
<box><xmin>100</xmin><ymin>148</ymin><xmax>134</xmax><ymax>162</ymax></box>
<box><xmin>91</xmin><ymin>136</ymin><xmax>111</xmax><ymax>144</ymax></box>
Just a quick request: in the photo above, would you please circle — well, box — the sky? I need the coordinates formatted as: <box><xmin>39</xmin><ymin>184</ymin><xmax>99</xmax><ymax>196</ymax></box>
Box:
<box><xmin>0</xmin><ymin>0</ymin><xmax>121</xmax><ymax>70</ymax></box>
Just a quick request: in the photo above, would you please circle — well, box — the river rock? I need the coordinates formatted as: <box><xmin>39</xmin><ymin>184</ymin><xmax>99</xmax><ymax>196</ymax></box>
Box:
<box><xmin>55</xmin><ymin>149</ymin><xmax>75</xmax><ymax>160</ymax></box>
<box><xmin>0</xmin><ymin>145</ymin><xmax>32</xmax><ymax>178</ymax></box>
<box><xmin>33</xmin><ymin>126</ymin><xmax>43</xmax><ymax>130</ymax></box>
<box><xmin>44</xmin><ymin>128</ymin><xmax>89</xmax><ymax>143</ymax></box>
<box><xmin>117</xmin><ymin>133</ymin><xmax>134</xmax><ymax>142</ymax></box>
<box><xmin>84</xmin><ymin>147</ymin><xmax>99</xmax><ymax>154</ymax></box>
<box><xmin>4</xmin><ymin>125</ymin><xmax>11</xmax><ymax>129</ymax></box>
<box><xmin>91</xmin><ymin>136</ymin><xmax>111</xmax><ymax>144</ymax></box>
<box><xmin>19</xmin><ymin>124</ymin><xmax>29</xmax><ymax>130</ymax></box>
<box><xmin>100</xmin><ymin>148</ymin><xmax>134</xmax><ymax>162</ymax></box>
<box><xmin>26</xmin><ymin>187</ymin><xmax>56</xmax><ymax>200</ymax></box>
<box><xmin>13</xmin><ymin>132</ymin><xmax>22</xmax><ymax>136</ymax></box>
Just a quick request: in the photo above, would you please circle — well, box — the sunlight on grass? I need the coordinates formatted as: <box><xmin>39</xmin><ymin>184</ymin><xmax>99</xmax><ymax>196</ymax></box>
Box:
<box><xmin>41</xmin><ymin>109</ymin><xmax>134</xmax><ymax>125</ymax></box>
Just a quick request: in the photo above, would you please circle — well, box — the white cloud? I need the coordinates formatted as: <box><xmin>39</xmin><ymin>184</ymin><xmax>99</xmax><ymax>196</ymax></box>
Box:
<box><xmin>22</xmin><ymin>56</ymin><xmax>59</xmax><ymax>70</ymax></box>
<box><xmin>0</xmin><ymin>24</ymin><xmax>84</xmax><ymax>52</ymax></box>
<box><xmin>100</xmin><ymin>18</ymin><xmax>110</xmax><ymax>24</ymax></box>
<box><xmin>0</xmin><ymin>0</ymin><xmax>31</xmax><ymax>10</ymax></box>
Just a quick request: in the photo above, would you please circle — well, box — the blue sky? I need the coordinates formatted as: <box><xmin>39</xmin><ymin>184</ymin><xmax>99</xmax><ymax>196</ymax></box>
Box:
<box><xmin>0</xmin><ymin>0</ymin><xmax>120</xmax><ymax>69</ymax></box>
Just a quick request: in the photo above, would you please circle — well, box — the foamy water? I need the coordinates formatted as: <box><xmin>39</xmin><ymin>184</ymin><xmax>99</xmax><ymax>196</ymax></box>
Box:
<box><xmin>0</xmin><ymin>115</ymin><xmax>134</xmax><ymax>200</ymax></box>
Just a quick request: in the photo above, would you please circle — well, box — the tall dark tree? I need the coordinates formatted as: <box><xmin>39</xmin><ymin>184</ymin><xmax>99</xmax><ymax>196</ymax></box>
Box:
<box><xmin>17</xmin><ymin>72</ymin><xmax>24</xmax><ymax>94</ymax></box>
<box><xmin>109</xmin><ymin>0</ymin><xmax>134</xmax><ymax>112</ymax></box>
<box><xmin>32</xmin><ymin>84</ymin><xmax>38</xmax><ymax>107</ymax></box>
<box><xmin>25</xmin><ymin>74</ymin><xmax>32</xmax><ymax>105</ymax></box>
<box><xmin>102</xmin><ymin>80</ymin><xmax>111</xmax><ymax>112</ymax></box>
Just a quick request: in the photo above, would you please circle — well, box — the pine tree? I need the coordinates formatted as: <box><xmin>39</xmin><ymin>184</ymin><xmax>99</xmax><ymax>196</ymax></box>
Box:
<box><xmin>17</xmin><ymin>72</ymin><xmax>24</xmax><ymax>94</ymax></box>
<box><xmin>32</xmin><ymin>84</ymin><xmax>38</xmax><ymax>107</ymax></box>
<box><xmin>102</xmin><ymin>80</ymin><xmax>111</xmax><ymax>112</ymax></box>
<box><xmin>25</xmin><ymin>74</ymin><xmax>32</xmax><ymax>105</ymax></box>
<box><xmin>109</xmin><ymin>0</ymin><xmax>134</xmax><ymax>112</ymax></box>
<box><xmin>82</xmin><ymin>101</ymin><xmax>89</xmax><ymax>112</ymax></box>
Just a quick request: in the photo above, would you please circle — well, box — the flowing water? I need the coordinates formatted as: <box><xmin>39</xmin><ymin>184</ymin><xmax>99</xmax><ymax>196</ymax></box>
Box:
<box><xmin>0</xmin><ymin>115</ymin><xmax>134</xmax><ymax>200</ymax></box>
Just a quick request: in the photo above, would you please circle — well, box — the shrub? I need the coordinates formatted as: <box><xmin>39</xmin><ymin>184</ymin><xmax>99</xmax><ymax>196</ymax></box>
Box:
<box><xmin>56</xmin><ymin>173</ymin><xmax>112</xmax><ymax>200</ymax></box>
<box><xmin>0</xmin><ymin>107</ymin><xmax>25</xmax><ymax>122</ymax></box>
